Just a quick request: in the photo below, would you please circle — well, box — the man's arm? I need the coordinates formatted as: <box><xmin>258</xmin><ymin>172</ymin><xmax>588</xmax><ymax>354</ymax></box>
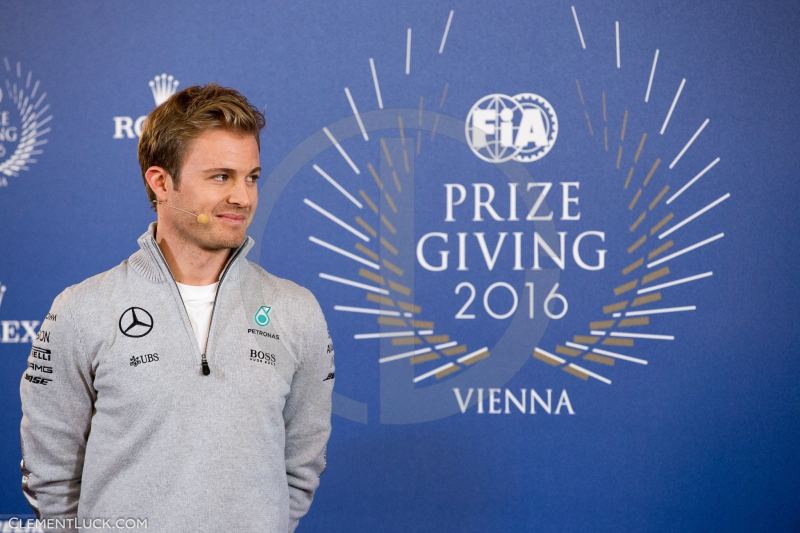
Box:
<box><xmin>19</xmin><ymin>288</ymin><xmax>95</xmax><ymax>521</ymax></box>
<box><xmin>283</xmin><ymin>292</ymin><xmax>335</xmax><ymax>532</ymax></box>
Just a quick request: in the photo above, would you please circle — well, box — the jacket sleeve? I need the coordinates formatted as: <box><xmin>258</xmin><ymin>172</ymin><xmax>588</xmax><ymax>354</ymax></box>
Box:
<box><xmin>283</xmin><ymin>292</ymin><xmax>334</xmax><ymax>532</ymax></box>
<box><xmin>19</xmin><ymin>288</ymin><xmax>95</xmax><ymax>526</ymax></box>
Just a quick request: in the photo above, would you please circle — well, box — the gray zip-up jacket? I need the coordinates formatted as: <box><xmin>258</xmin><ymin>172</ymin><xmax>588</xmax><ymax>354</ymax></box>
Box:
<box><xmin>19</xmin><ymin>223</ymin><xmax>335</xmax><ymax>532</ymax></box>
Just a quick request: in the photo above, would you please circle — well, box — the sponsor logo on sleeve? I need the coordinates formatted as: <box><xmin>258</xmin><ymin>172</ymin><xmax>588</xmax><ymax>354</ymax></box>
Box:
<box><xmin>23</xmin><ymin>373</ymin><xmax>52</xmax><ymax>386</ymax></box>
<box><xmin>28</xmin><ymin>362</ymin><xmax>52</xmax><ymax>373</ymax></box>
<box><xmin>31</xmin><ymin>346</ymin><xmax>51</xmax><ymax>361</ymax></box>
<box><xmin>35</xmin><ymin>329</ymin><xmax>50</xmax><ymax>343</ymax></box>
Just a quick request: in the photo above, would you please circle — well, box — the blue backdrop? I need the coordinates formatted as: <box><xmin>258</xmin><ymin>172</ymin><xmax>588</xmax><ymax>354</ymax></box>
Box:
<box><xmin>1</xmin><ymin>1</ymin><xmax>798</xmax><ymax>531</ymax></box>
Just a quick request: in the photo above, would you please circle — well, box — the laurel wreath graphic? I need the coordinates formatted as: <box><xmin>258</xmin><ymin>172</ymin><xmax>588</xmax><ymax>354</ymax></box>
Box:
<box><xmin>0</xmin><ymin>58</ymin><xmax>51</xmax><ymax>178</ymax></box>
<box><xmin>532</xmin><ymin>11</ymin><xmax>728</xmax><ymax>385</ymax></box>
<box><xmin>299</xmin><ymin>7</ymin><xmax>727</xmax><ymax>388</ymax></box>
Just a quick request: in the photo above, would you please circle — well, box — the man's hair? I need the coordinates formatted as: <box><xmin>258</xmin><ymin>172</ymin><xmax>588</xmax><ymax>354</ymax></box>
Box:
<box><xmin>138</xmin><ymin>83</ymin><xmax>266</xmax><ymax>210</ymax></box>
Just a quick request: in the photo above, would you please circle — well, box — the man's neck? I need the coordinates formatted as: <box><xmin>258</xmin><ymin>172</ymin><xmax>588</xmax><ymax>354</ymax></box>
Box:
<box><xmin>154</xmin><ymin>226</ymin><xmax>233</xmax><ymax>285</ymax></box>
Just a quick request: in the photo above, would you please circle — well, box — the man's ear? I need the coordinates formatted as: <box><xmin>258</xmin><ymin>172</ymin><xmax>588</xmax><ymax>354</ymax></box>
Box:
<box><xmin>144</xmin><ymin>166</ymin><xmax>170</xmax><ymax>202</ymax></box>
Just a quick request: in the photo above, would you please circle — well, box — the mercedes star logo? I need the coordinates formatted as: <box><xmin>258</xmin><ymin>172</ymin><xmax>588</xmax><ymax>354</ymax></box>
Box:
<box><xmin>119</xmin><ymin>307</ymin><xmax>154</xmax><ymax>338</ymax></box>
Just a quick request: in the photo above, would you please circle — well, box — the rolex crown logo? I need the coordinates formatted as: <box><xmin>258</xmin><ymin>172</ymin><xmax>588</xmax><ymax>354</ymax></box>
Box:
<box><xmin>148</xmin><ymin>73</ymin><xmax>180</xmax><ymax>106</ymax></box>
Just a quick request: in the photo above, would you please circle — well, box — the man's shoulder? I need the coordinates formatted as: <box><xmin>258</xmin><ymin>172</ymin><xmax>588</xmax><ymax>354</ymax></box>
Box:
<box><xmin>243</xmin><ymin>259</ymin><xmax>319</xmax><ymax>304</ymax></box>
<box><xmin>52</xmin><ymin>260</ymin><xmax>131</xmax><ymax>311</ymax></box>
<box><xmin>241</xmin><ymin>260</ymin><xmax>328</xmax><ymax>355</ymax></box>
<box><xmin>242</xmin><ymin>260</ymin><xmax>326</xmax><ymax>328</ymax></box>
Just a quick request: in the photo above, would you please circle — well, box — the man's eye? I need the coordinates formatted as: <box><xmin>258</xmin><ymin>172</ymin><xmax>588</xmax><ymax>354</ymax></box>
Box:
<box><xmin>213</xmin><ymin>174</ymin><xmax>228</xmax><ymax>181</ymax></box>
<box><xmin>247</xmin><ymin>175</ymin><xmax>260</xmax><ymax>183</ymax></box>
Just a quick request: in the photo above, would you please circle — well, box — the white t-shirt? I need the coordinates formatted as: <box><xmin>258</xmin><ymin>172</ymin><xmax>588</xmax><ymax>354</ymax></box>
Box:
<box><xmin>176</xmin><ymin>281</ymin><xmax>219</xmax><ymax>352</ymax></box>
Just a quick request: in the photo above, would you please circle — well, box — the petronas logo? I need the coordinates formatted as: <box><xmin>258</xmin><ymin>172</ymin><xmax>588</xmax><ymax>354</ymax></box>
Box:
<box><xmin>254</xmin><ymin>306</ymin><xmax>272</xmax><ymax>327</ymax></box>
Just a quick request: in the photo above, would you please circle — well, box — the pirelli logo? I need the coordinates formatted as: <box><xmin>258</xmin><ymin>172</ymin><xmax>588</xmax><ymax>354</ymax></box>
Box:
<box><xmin>31</xmin><ymin>346</ymin><xmax>51</xmax><ymax>361</ymax></box>
<box><xmin>27</xmin><ymin>346</ymin><xmax>55</xmax><ymax>385</ymax></box>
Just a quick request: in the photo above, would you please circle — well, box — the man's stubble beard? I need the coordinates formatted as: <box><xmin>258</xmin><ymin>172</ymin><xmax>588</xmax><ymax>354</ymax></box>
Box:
<box><xmin>173</xmin><ymin>213</ymin><xmax>248</xmax><ymax>252</ymax></box>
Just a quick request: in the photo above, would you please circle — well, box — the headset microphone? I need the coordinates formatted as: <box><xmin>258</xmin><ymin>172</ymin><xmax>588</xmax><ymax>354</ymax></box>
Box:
<box><xmin>154</xmin><ymin>200</ymin><xmax>210</xmax><ymax>225</ymax></box>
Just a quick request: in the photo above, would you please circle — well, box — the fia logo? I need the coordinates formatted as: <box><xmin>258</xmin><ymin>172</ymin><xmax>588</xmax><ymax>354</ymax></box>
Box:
<box><xmin>465</xmin><ymin>93</ymin><xmax>558</xmax><ymax>164</ymax></box>
<box><xmin>254</xmin><ymin>306</ymin><xmax>272</xmax><ymax>327</ymax></box>
<box><xmin>112</xmin><ymin>73</ymin><xmax>180</xmax><ymax>139</ymax></box>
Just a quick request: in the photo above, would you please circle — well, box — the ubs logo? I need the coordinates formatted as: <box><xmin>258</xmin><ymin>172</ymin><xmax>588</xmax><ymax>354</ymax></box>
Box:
<box><xmin>130</xmin><ymin>353</ymin><xmax>159</xmax><ymax>367</ymax></box>
<box><xmin>119</xmin><ymin>307</ymin><xmax>154</xmax><ymax>338</ymax></box>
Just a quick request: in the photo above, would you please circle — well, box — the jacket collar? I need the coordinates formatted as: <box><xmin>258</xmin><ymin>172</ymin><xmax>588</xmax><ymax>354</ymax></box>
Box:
<box><xmin>129</xmin><ymin>222</ymin><xmax>255</xmax><ymax>283</ymax></box>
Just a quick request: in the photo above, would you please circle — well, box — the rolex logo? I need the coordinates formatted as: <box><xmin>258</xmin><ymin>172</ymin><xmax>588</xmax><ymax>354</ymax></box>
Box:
<box><xmin>148</xmin><ymin>73</ymin><xmax>180</xmax><ymax>106</ymax></box>
<box><xmin>113</xmin><ymin>72</ymin><xmax>181</xmax><ymax>139</ymax></box>
<box><xmin>1</xmin><ymin>283</ymin><xmax>41</xmax><ymax>344</ymax></box>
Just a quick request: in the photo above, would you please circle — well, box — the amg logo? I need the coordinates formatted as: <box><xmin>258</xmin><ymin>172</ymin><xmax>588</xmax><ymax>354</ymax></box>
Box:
<box><xmin>248</xmin><ymin>328</ymin><xmax>280</xmax><ymax>341</ymax></box>
<box><xmin>28</xmin><ymin>362</ymin><xmax>53</xmax><ymax>374</ymax></box>
<box><xmin>250</xmin><ymin>349</ymin><xmax>276</xmax><ymax>366</ymax></box>
<box><xmin>36</xmin><ymin>329</ymin><xmax>50</xmax><ymax>343</ymax></box>
<box><xmin>24</xmin><ymin>373</ymin><xmax>52</xmax><ymax>386</ymax></box>
<box><xmin>32</xmin><ymin>346</ymin><xmax>51</xmax><ymax>361</ymax></box>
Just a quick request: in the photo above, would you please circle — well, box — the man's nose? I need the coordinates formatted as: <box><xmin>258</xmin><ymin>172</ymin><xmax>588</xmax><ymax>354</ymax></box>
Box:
<box><xmin>227</xmin><ymin>177</ymin><xmax>252</xmax><ymax>206</ymax></box>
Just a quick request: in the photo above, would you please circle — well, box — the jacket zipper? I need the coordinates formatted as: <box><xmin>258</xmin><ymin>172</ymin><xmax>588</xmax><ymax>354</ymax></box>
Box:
<box><xmin>200</xmin><ymin>244</ymin><xmax>246</xmax><ymax>375</ymax></box>
<box><xmin>149</xmin><ymin>237</ymin><xmax>247</xmax><ymax>376</ymax></box>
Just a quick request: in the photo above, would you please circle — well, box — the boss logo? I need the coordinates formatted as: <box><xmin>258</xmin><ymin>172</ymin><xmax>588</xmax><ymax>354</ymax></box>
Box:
<box><xmin>250</xmin><ymin>349</ymin><xmax>276</xmax><ymax>366</ymax></box>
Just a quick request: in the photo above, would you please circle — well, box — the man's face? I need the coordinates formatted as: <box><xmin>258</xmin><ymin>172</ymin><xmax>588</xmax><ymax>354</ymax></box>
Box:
<box><xmin>164</xmin><ymin>128</ymin><xmax>260</xmax><ymax>251</ymax></box>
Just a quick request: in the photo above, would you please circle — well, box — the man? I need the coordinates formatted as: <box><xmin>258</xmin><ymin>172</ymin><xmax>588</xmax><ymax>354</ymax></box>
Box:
<box><xmin>19</xmin><ymin>84</ymin><xmax>335</xmax><ymax>532</ymax></box>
